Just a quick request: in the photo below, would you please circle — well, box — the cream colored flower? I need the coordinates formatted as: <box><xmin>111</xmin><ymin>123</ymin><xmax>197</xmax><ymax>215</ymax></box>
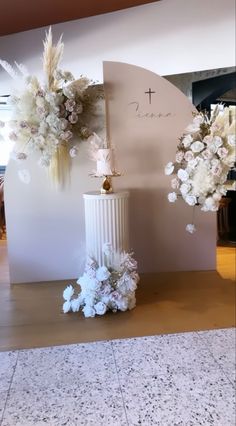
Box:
<box><xmin>167</xmin><ymin>192</ymin><xmax>177</xmax><ymax>203</ymax></box>
<box><xmin>191</xmin><ymin>141</ymin><xmax>204</xmax><ymax>153</ymax></box>
<box><xmin>180</xmin><ymin>183</ymin><xmax>191</xmax><ymax>195</ymax></box>
<box><xmin>165</xmin><ymin>162</ymin><xmax>174</xmax><ymax>175</ymax></box>
<box><xmin>185</xmin><ymin>195</ymin><xmax>197</xmax><ymax>206</ymax></box>
<box><xmin>186</xmin><ymin>224</ymin><xmax>196</xmax><ymax>234</ymax></box>
<box><xmin>177</xmin><ymin>169</ymin><xmax>189</xmax><ymax>182</ymax></box>
<box><xmin>182</xmin><ymin>134</ymin><xmax>193</xmax><ymax>147</ymax></box>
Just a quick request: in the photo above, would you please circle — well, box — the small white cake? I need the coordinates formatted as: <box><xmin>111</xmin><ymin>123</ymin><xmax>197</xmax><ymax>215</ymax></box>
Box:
<box><xmin>96</xmin><ymin>148</ymin><xmax>114</xmax><ymax>176</ymax></box>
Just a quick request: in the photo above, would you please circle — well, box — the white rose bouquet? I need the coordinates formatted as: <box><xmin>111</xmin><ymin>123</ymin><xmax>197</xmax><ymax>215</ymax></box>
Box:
<box><xmin>165</xmin><ymin>106</ymin><xmax>236</xmax><ymax>232</ymax></box>
<box><xmin>62</xmin><ymin>246</ymin><xmax>139</xmax><ymax>318</ymax></box>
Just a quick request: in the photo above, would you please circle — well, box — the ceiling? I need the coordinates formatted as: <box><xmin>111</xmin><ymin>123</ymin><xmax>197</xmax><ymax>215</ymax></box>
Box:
<box><xmin>0</xmin><ymin>0</ymin><xmax>159</xmax><ymax>37</ymax></box>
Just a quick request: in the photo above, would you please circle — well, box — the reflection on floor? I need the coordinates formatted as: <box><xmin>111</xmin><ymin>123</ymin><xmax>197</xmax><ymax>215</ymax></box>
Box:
<box><xmin>0</xmin><ymin>328</ymin><xmax>235</xmax><ymax>425</ymax></box>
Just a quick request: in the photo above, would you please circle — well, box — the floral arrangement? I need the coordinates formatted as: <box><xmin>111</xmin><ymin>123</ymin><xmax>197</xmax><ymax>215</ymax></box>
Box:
<box><xmin>0</xmin><ymin>28</ymin><xmax>103</xmax><ymax>186</ymax></box>
<box><xmin>165</xmin><ymin>106</ymin><xmax>235</xmax><ymax>233</ymax></box>
<box><xmin>62</xmin><ymin>244</ymin><xmax>139</xmax><ymax>317</ymax></box>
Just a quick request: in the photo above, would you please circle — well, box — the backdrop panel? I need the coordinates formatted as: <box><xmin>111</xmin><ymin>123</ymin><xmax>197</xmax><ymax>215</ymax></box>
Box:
<box><xmin>4</xmin><ymin>62</ymin><xmax>216</xmax><ymax>283</ymax></box>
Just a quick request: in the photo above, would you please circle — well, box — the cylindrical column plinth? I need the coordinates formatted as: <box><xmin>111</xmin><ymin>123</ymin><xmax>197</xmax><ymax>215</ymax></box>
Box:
<box><xmin>83</xmin><ymin>191</ymin><xmax>129</xmax><ymax>266</ymax></box>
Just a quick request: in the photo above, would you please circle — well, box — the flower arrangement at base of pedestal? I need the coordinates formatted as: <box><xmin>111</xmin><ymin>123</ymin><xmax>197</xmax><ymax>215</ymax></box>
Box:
<box><xmin>165</xmin><ymin>106</ymin><xmax>236</xmax><ymax>233</ymax></box>
<box><xmin>0</xmin><ymin>28</ymin><xmax>103</xmax><ymax>187</ymax></box>
<box><xmin>62</xmin><ymin>245</ymin><xmax>139</xmax><ymax>318</ymax></box>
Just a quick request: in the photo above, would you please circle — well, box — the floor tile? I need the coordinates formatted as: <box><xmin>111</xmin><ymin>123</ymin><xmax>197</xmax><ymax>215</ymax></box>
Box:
<box><xmin>112</xmin><ymin>333</ymin><xmax>218</xmax><ymax>379</ymax></box>
<box><xmin>0</xmin><ymin>351</ymin><xmax>18</xmax><ymax>392</ymax></box>
<box><xmin>12</xmin><ymin>341</ymin><xmax>117</xmax><ymax>389</ymax></box>
<box><xmin>120</xmin><ymin>370</ymin><xmax>235</xmax><ymax>426</ymax></box>
<box><xmin>0</xmin><ymin>391</ymin><xmax>8</xmax><ymax>422</ymax></box>
<box><xmin>198</xmin><ymin>328</ymin><xmax>236</xmax><ymax>349</ymax></box>
<box><xmin>1</xmin><ymin>380</ymin><xmax>128</xmax><ymax>426</ymax></box>
<box><xmin>198</xmin><ymin>328</ymin><xmax>236</xmax><ymax>385</ymax></box>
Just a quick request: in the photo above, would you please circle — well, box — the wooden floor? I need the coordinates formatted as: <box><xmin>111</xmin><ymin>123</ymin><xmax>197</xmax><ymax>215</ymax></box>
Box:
<box><xmin>0</xmin><ymin>240</ymin><xmax>235</xmax><ymax>352</ymax></box>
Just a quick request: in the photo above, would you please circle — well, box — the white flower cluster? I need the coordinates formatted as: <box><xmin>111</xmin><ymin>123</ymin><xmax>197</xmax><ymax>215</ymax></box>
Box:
<box><xmin>62</xmin><ymin>249</ymin><xmax>139</xmax><ymax>318</ymax></box>
<box><xmin>0</xmin><ymin>29</ymin><xmax>103</xmax><ymax>171</ymax></box>
<box><xmin>8</xmin><ymin>75</ymin><xmax>102</xmax><ymax>169</ymax></box>
<box><xmin>165</xmin><ymin>107</ymin><xmax>235</xmax><ymax>218</ymax></box>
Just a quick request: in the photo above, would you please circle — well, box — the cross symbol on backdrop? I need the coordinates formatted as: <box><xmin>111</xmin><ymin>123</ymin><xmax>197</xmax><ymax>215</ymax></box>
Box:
<box><xmin>145</xmin><ymin>88</ymin><xmax>156</xmax><ymax>104</ymax></box>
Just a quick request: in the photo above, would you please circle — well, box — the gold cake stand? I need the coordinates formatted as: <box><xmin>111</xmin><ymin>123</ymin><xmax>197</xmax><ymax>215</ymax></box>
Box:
<box><xmin>90</xmin><ymin>172</ymin><xmax>121</xmax><ymax>194</ymax></box>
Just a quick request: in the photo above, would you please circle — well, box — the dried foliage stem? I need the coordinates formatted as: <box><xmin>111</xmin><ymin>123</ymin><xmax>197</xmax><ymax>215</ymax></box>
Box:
<box><xmin>43</xmin><ymin>27</ymin><xmax>64</xmax><ymax>90</ymax></box>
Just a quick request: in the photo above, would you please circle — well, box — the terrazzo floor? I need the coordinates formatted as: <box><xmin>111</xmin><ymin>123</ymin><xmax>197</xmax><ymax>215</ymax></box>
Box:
<box><xmin>0</xmin><ymin>328</ymin><xmax>235</xmax><ymax>426</ymax></box>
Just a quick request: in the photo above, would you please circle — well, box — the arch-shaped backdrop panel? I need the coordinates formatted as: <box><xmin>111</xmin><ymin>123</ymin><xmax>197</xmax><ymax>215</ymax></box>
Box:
<box><xmin>5</xmin><ymin>61</ymin><xmax>216</xmax><ymax>283</ymax></box>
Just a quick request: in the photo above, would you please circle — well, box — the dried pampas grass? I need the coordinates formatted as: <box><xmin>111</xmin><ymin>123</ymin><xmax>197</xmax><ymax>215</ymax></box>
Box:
<box><xmin>43</xmin><ymin>27</ymin><xmax>64</xmax><ymax>90</ymax></box>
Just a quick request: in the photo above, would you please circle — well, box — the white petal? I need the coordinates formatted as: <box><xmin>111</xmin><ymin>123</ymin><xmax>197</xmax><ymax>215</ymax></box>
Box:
<box><xmin>63</xmin><ymin>301</ymin><xmax>71</xmax><ymax>313</ymax></box>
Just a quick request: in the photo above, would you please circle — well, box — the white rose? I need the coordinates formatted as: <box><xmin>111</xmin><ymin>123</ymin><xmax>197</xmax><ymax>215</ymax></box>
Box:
<box><xmin>167</xmin><ymin>192</ymin><xmax>177</xmax><ymax>203</ymax></box>
<box><xmin>185</xmin><ymin>195</ymin><xmax>197</xmax><ymax>206</ymax></box>
<box><xmin>191</xmin><ymin>141</ymin><xmax>204</xmax><ymax>153</ymax></box>
<box><xmin>209</xmin><ymin>143</ymin><xmax>218</xmax><ymax>154</ymax></box>
<box><xmin>164</xmin><ymin>162</ymin><xmax>174</xmax><ymax>175</ymax></box>
<box><xmin>182</xmin><ymin>134</ymin><xmax>193</xmax><ymax>148</ymax></box>
<box><xmin>46</xmin><ymin>113</ymin><xmax>60</xmax><ymax>128</ymax></box>
<box><xmin>187</xmin><ymin>158</ymin><xmax>198</xmax><ymax>169</ymax></box>
<box><xmin>116</xmin><ymin>297</ymin><xmax>129</xmax><ymax>312</ymax></box>
<box><xmin>96</xmin><ymin>266</ymin><xmax>111</xmax><ymax>281</ymax></box>
<box><xmin>186</xmin><ymin>224</ymin><xmax>196</xmax><ymax>234</ymax></box>
<box><xmin>177</xmin><ymin>169</ymin><xmax>189</xmax><ymax>182</ymax></box>
<box><xmin>63</xmin><ymin>85</ymin><xmax>75</xmax><ymax>99</ymax></box>
<box><xmin>59</xmin><ymin>118</ymin><xmax>69</xmax><ymax>130</ymax></box>
<box><xmin>180</xmin><ymin>183</ymin><xmax>191</xmax><ymax>195</ymax></box>
<box><xmin>217</xmin><ymin>147</ymin><xmax>228</xmax><ymax>158</ymax></box>
<box><xmin>202</xmin><ymin>197</ymin><xmax>218</xmax><ymax>212</ymax></box>
<box><xmin>184</xmin><ymin>151</ymin><xmax>194</xmax><ymax>162</ymax></box>
<box><xmin>185</xmin><ymin>123</ymin><xmax>200</xmax><ymax>134</ymax></box>
<box><xmin>83</xmin><ymin>305</ymin><xmax>96</xmax><ymax>318</ymax></box>
<box><xmin>94</xmin><ymin>302</ymin><xmax>107</xmax><ymax>315</ymax></box>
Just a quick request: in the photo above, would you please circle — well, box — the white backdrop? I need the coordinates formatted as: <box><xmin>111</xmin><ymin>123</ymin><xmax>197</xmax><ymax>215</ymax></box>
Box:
<box><xmin>5</xmin><ymin>62</ymin><xmax>216</xmax><ymax>283</ymax></box>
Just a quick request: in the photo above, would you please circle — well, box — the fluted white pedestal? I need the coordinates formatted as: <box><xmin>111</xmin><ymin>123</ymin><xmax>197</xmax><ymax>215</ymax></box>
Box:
<box><xmin>83</xmin><ymin>191</ymin><xmax>129</xmax><ymax>266</ymax></box>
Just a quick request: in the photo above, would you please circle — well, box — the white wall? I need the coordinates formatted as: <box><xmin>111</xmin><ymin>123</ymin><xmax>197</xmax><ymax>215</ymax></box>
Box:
<box><xmin>0</xmin><ymin>0</ymin><xmax>235</xmax><ymax>95</ymax></box>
